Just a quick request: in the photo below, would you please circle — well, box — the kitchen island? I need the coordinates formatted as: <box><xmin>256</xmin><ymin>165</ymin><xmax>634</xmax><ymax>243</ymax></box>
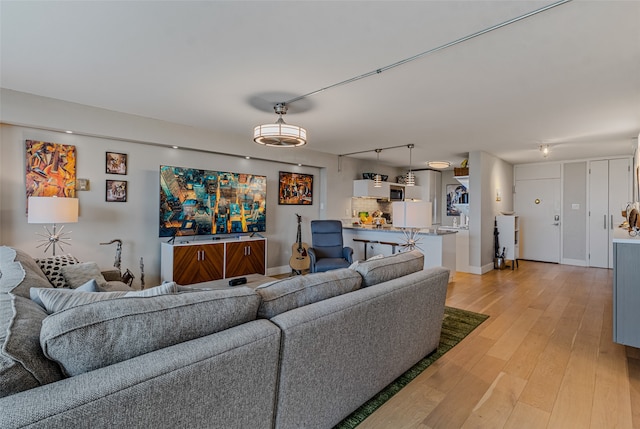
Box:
<box><xmin>342</xmin><ymin>225</ymin><xmax>456</xmax><ymax>281</ymax></box>
<box><xmin>612</xmin><ymin>227</ymin><xmax>640</xmax><ymax>348</ymax></box>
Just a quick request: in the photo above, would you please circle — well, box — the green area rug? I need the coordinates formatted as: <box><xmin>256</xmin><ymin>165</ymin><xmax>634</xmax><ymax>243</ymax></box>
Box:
<box><xmin>334</xmin><ymin>306</ymin><xmax>489</xmax><ymax>429</ymax></box>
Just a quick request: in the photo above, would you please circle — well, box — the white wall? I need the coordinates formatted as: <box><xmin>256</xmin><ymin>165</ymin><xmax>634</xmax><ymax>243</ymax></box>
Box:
<box><xmin>0</xmin><ymin>90</ymin><xmax>376</xmax><ymax>286</ymax></box>
<box><xmin>468</xmin><ymin>151</ymin><xmax>514</xmax><ymax>273</ymax></box>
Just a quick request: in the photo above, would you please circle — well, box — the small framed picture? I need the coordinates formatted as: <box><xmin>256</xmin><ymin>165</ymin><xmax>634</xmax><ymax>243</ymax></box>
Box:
<box><xmin>106</xmin><ymin>152</ymin><xmax>127</xmax><ymax>175</ymax></box>
<box><xmin>106</xmin><ymin>180</ymin><xmax>127</xmax><ymax>202</ymax></box>
<box><xmin>278</xmin><ymin>171</ymin><xmax>313</xmax><ymax>205</ymax></box>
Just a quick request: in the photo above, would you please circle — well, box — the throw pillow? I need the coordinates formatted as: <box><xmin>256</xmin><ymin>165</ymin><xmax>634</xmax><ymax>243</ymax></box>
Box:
<box><xmin>35</xmin><ymin>254</ymin><xmax>80</xmax><ymax>288</ymax></box>
<box><xmin>61</xmin><ymin>262</ymin><xmax>108</xmax><ymax>289</ymax></box>
<box><xmin>37</xmin><ymin>282</ymin><xmax>178</xmax><ymax>313</ymax></box>
<box><xmin>255</xmin><ymin>268</ymin><xmax>362</xmax><ymax>319</ymax></box>
<box><xmin>30</xmin><ymin>279</ymin><xmax>99</xmax><ymax>308</ymax></box>
<box><xmin>40</xmin><ymin>287</ymin><xmax>260</xmax><ymax>376</ymax></box>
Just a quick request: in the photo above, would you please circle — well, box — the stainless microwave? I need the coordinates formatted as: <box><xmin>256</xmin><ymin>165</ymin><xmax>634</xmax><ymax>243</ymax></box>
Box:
<box><xmin>389</xmin><ymin>185</ymin><xmax>404</xmax><ymax>201</ymax></box>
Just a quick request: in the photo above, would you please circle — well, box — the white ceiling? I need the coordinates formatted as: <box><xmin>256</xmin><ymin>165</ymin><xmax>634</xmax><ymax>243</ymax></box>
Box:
<box><xmin>1</xmin><ymin>0</ymin><xmax>639</xmax><ymax>169</ymax></box>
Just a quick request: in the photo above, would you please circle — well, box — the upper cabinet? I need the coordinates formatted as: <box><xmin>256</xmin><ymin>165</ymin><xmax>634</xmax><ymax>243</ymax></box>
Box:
<box><xmin>404</xmin><ymin>185</ymin><xmax>422</xmax><ymax>200</ymax></box>
<box><xmin>353</xmin><ymin>180</ymin><xmax>390</xmax><ymax>199</ymax></box>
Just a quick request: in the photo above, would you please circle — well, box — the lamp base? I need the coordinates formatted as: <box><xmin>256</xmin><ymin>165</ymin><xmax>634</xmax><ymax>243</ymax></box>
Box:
<box><xmin>35</xmin><ymin>223</ymin><xmax>72</xmax><ymax>256</ymax></box>
<box><xmin>398</xmin><ymin>227</ymin><xmax>424</xmax><ymax>252</ymax></box>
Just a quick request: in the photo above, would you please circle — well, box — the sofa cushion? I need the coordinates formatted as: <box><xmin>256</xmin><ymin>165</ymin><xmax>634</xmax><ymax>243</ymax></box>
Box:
<box><xmin>353</xmin><ymin>250</ymin><xmax>425</xmax><ymax>287</ymax></box>
<box><xmin>255</xmin><ymin>268</ymin><xmax>362</xmax><ymax>319</ymax></box>
<box><xmin>40</xmin><ymin>286</ymin><xmax>260</xmax><ymax>376</ymax></box>
<box><xmin>1</xmin><ymin>247</ymin><xmax>65</xmax><ymax>398</ymax></box>
<box><xmin>61</xmin><ymin>262</ymin><xmax>108</xmax><ymax>289</ymax></box>
<box><xmin>36</xmin><ymin>282</ymin><xmax>178</xmax><ymax>313</ymax></box>
<box><xmin>35</xmin><ymin>254</ymin><xmax>80</xmax><ymax>288</ymax></box>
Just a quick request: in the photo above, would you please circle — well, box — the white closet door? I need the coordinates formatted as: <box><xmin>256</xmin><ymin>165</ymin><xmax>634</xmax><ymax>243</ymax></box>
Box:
<box><xmin>589</xmin><ymin>160</ymin><xmax>610</xmax><ymax>268</ymax></box>
<box><xmin>608</xmin><ymin>158</ymin><xmax>631</xmax><ymax>267</ymax></box>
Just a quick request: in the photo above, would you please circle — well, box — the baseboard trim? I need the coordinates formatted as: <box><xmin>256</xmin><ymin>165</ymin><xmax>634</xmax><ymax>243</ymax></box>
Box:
<box><xmin>561</xmin><ymin>258</ymin><xmax>587</xmax><ymax>267</ymax></box>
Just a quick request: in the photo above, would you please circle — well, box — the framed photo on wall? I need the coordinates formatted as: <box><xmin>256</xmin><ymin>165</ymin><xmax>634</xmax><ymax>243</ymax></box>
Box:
<box><xmin>106</xmin><ymin>152</ymin><xmax>127</xmax><ymax>175</ymax></box>
<box><xmin>278</xmin><ymin>171</ymin><xmax>313</xmax><ymax>205</ymax></box>
<box><xmin>106</xmin><ymin>180</ymin><xmax>127</xmax><ymax>202</ymax></box>
<box><xmin>446</xmin><ymin>183</ymin><xmax>467</xmax><ymax>216</ymax></box>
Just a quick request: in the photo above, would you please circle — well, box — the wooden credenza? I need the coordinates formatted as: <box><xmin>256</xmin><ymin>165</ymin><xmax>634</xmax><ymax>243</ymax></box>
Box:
<box><xmin>161</xmin><ymin>237</ymin><xmax>266</xmax><ymax>285</ymax></box>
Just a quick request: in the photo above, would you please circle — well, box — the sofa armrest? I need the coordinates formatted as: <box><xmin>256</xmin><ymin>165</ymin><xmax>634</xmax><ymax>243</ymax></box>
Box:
<box><xmin>100</xmin><ymin>269</ymin><xmax>123</xmax><ymax>282</ymax></box>
<box><xmin>0</xmin><ymin>320</ymin><xmax>281</xmax><ymax>429</ymax></box>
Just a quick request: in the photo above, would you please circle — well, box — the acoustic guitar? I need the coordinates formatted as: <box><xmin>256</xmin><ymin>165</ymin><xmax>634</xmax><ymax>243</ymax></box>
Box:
<box><xmin>289</xmin><ymin>214</ymin><xmax>310</xmax><ymax>273</ymax></box>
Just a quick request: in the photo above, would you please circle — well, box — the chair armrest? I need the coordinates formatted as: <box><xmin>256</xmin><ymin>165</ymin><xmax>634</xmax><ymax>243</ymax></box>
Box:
<box><xmin>307</xmin><ymin>248</ymin><xmax>318</xmax><ymax>273</ymax></box>
<box><xmin>342</xmin><ymin>247</ymin><xmax>354</xmax><ymax>263</ymax></box>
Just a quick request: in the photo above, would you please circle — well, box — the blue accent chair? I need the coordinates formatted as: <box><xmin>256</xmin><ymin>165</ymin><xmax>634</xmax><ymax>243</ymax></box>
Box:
<box><xmin>308</xmin><ymin>220</ymin><xmax>354</xmax><ymax>273</ymax></box>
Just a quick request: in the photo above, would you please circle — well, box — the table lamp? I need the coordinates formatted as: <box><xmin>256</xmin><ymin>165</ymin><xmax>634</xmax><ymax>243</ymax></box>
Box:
<box><xmin>392</xmin><ymin>201</ymin><xmax>432</xmax><ymax>251</ymax></box>
<box><xmin>27</xmin><ymin>196</ymin><xmax>79</xmax><ymax>255</ymax></box>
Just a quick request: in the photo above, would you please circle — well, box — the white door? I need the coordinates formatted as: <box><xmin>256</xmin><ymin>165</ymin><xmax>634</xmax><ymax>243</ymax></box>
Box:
<box><xmin>515</xmin><ymin>178</ymin><xmax>561</xmax><ymax>263</ymax></box>
<box><xmin>608</xmin><ymin>158</ymin><xmax>631</xmax><ymax>267</ymax></box>
<box><xmin>589</xmin><ymin>159</ymin><xmax>631</xmax><ymax>268</ymax></box>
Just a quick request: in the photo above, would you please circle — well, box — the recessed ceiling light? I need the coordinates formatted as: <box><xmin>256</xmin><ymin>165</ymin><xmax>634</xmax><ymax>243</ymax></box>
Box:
<box><xmin>172</xmin><ymin>145</ymin><xmax>179</xmax><ymax>149</ymax></box>
<box><xmin>65</xmin><ymin>130</ymin><xmax>73</xmax><ymax>134</ymax></box>
<box><xmin>245</xmin><ymin>156</ymin><xmax>251</xmax><ymax>159</ymax></box>
<box><xmin>298</xmin><ymin>163</ymin><xmax>302</xmax><ymax>167</ymax></box>
<box><xmin>427</xmin><ymin>161</ymin><xmax>451</xmax><ymax>169</ymax></box>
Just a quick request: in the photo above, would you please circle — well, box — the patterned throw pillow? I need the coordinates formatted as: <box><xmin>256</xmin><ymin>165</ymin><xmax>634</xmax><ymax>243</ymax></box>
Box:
<box><xmin>35</xmin><ymin>254</ymin><xmax>80</xmax><ymax>288</ymax></box>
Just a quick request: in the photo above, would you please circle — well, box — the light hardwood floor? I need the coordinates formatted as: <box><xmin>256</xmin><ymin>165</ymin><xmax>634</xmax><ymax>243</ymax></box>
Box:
<box><xmin>358</xmin><ymin>261</ymin><xmax>640</xmax><ymax>429</ymax></box>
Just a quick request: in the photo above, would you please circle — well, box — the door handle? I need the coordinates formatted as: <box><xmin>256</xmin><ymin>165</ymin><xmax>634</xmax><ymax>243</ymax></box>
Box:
<box><xmin>611</xmin><ymin>214</ymin><xmax>614</xmax><ymax>229</ymax></box>
<box><xmin>604</xmin><ymin>215</ymin><xmax>607</xmax><ymax>229</ymax></box>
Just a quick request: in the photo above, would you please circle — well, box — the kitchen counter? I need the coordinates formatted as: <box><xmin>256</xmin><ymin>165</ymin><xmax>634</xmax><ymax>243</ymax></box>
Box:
<box><xmin>342</xmin><ymin>226</ymin><xmax>456</xmax><ymax>280</ymax></box>
<box><xmin>343</xmin><ymin>225</ymin><xmax>457</xmax><ymax>236</ymax></box>
<box><xmin>613</xmin><ymin>227</ymin><xmax>640</xmax><ymax>244</ymax></box>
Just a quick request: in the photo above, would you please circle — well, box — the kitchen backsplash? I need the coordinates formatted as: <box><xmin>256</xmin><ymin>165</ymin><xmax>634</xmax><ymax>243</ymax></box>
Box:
<box><xmin>351</xmin><ymin>199</ymin><xmax>393</xmax><ymax>219</ymax></box>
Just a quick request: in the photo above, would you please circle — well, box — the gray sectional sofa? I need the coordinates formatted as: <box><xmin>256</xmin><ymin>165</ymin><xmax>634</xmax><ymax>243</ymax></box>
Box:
<box><xmin>0</xmin><ymin>246</ymin><xmax>449</xmax><ymax>429</ymax></box>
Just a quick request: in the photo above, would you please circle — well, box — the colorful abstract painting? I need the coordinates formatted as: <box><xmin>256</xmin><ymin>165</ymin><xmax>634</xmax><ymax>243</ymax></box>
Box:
<box><xmin>25</xmin><ymin>140</ymin><xmax>76</xmax><ymax>200</ymax></box>
<box><xmin>159</xmin><ymin>165</ymin><xmax>267</xmax><ymax>237</ymax></box>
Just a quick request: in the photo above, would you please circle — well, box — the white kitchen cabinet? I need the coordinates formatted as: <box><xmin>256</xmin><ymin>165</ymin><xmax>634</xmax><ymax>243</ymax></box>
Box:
<box><xmin>496</xmin><ymin>215</ymin><xmax>520</xmax><ymax>269</ymax></box>
<box><xmin>404</xmin><ymin>184</ymin><xmax>423</xmax><ymax>201</ymax></box>
<box><xmin>414</xmin><ymin>170</ymin><xmax>441</xmax><ymax>224</ymax></box>
<box><xmin>353</xmin><ymin>180</ymin><xmax>390</xmax><ymax>199</ymax></box>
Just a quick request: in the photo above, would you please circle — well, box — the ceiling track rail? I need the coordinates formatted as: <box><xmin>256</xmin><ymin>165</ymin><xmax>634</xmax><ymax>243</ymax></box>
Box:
<box><xmin>284</xmin><ymin>0</ymin><xmax>573</xmax><ymax>106</ymax></box>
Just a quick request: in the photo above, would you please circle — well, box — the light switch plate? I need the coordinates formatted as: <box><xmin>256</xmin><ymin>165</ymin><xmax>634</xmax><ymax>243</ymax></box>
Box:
<box><xmin>572</xmin><ymin>203</ymin><xmax>580</xmax><ymax>210</ymax></box>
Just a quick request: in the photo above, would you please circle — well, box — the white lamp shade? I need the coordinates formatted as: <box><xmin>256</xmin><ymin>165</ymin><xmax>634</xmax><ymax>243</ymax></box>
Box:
<box><xmin>28</xmin><ymin>197</ymin><xmax>79</xmax><ymax>224</ymax></box>
<box><xmin>392</xmin><ymin>201</ymin><xmax>432</xmax><ymax>228</ymax></box>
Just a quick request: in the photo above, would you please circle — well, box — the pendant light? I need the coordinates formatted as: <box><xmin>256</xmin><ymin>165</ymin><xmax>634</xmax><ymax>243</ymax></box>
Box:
<box><xmin>254</xmin><ymin>103</ymin><xmax>307</xmax><ymax>147</ymax></box>
<box><xmin>374</xmin><ymin>149</ymin><xmax>382</xmax><ymax>187</ymax></box>
<box><xmin>405</xmin><ymin>144</ymin><xmax>415</xmax><ymax>187</ymax></box>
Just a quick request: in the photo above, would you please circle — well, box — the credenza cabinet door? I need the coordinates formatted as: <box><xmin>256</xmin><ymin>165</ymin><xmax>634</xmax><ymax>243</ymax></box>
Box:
<box><xmin>226</xmin><ymin>240</ymin><xmax>266</xmax><ymax>278</ymax></box>
<box><xmin>173</xmin><ymin>244</ymin><xmax>224</xmax><ymax>285</ymax></box>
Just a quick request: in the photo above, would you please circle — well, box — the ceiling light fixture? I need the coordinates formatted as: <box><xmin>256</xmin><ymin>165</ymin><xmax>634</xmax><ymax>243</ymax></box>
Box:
<box><xmin>254</xmin><ymin>103</ymin><xmax>307</xmax><ymax>147</ymax></box>
<box><xmin>374</xmin><ymin>149</ymin><xmax>383</xmax><ymax>188</ymax></box>
<box><xmin>427</xmin><ymin>161</ymin><xmax>451</xmax><ymax>169</ymax></box>
<box><xmin>540</xmin><ymin>144</ymin><xmax>550</xmax><ymax>158</ymax></box>
<box><xmin>406</xmin><ymin>144</ymin><xmax>415</xmax><ymax>187</ymax></box>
